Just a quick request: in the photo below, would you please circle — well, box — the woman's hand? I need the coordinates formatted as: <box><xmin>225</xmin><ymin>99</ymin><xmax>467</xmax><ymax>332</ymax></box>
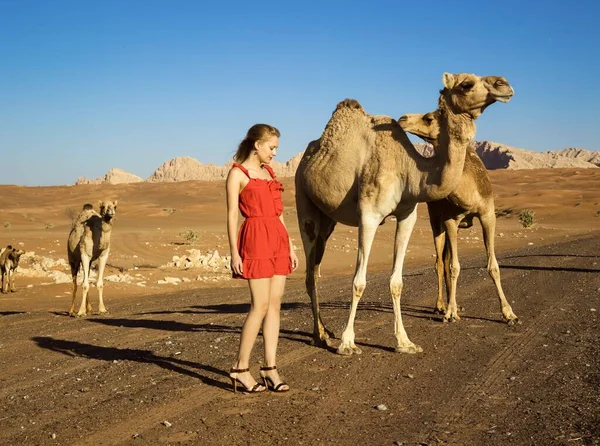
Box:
<box><xmin>290</xmin><ymin>251</ymin><xmax>299</xmax><ymax>271</ymax></box>
<box><xmin>231</xmin><ymin>253</ymin><xmax>243</xmax><ymax>276</ymax></box>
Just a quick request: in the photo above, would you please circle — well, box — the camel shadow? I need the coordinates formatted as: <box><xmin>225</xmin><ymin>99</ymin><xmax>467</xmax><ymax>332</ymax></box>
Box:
<box><xmin>0</xmin><ymin>311</ymin><xmax>26</xmax><ymax>316</ymax></box>
<box><xmin>502</xmin><ymin>253</ymin><xmax>600</xmax><ymax>260</ymax></box>
<box><xmin>84</xmin><ymin>317</ymin><xmax>315</xmax><ymax>346</ymax></box>
<box><xmin>31</xmin><ymin>336</ymin><xmax>231</xmax><ymax>391</ymax></box>
<box><xmin>499</xmin><ymin>264</ymin><xmax>600</xmax><ymax>274</ymax></box>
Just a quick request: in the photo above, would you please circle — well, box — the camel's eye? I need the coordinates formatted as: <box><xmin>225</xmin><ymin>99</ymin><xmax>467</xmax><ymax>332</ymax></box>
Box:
<box><xmin>460</xmin><ymin>81</ymin><xmax>474</xmax><ymax>90</ymax></box>
<box><xmin>423</xmin><ymin>116</ymin><xmax>433</xmax><ymax>124</ymax></box>
<box><xmin>495</xmin><ymin>79</ymin><xmax>505</xmax><ymax>87</ymax></box>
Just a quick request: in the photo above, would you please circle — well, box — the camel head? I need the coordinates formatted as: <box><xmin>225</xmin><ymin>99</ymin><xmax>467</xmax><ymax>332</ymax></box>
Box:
<box><xmin>398</xmin><ymin>111</ymin><xmax>441</xmax><ymax>148</ymax></box>
<box><xmin>98</xmin><ymin>200</ymin><xmax>118</xmax><ymax>222</ymax></box>
<box><xmin>440</xmin><ymin>73</ymin><xmax>514</xmax><ymax>119</ymax></box>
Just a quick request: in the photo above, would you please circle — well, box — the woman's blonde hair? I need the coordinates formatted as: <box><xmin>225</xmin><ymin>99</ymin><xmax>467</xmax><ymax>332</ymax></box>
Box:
<box><xmin>233</xmin><ymin>124</ymin><xmax>280</xmax><ymax>163</ymax></box>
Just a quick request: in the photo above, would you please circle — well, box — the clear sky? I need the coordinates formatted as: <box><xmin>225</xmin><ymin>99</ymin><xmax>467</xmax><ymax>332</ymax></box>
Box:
<box><xmin>1</xmin><ymin>0</ymin><xmax>599</xmax><ymax>186</ymax></box>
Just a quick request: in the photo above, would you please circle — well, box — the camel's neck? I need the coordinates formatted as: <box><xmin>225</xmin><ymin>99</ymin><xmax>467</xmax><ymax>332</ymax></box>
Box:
<box><xmin>101</xmin><ymin>220</ymin><xmax>113</xmax><ymax>234</ymax></box>
<box><xmin>418</xmin><ymin>98</ymin><xmax>475</xmax><ymax>201</ymax></box>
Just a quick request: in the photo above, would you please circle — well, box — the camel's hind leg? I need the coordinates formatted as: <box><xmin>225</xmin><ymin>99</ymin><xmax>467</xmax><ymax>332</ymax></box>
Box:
<box><xmin>480</xmin><ymin>210</ymin><xmax>518</xmax><ymax>324</ymax></box>
<box><xmin>96</xmin><ymin>250</ymin><xmax>110</xmax><ymax>314</ymax></box>
<box><xmin>443</xmin><ymin>219</ymin><xmax>461</xmax><ymax>322</ymax></box>
<box><xmin>296</xmin><ymin>188</ymin><xmax>336</xmax><ymax>348</ymax></box>
<box><xmin>389</xmin><ymin>205</ymin><xmax>422</xmax><ymax>353</ymax></box>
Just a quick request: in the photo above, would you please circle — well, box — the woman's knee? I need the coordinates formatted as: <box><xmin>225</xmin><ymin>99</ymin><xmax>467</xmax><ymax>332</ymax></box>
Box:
<box><xmin>250</xmin><ymin>301</ymin><xmax>270</xmax><ymax>316</ymax></box>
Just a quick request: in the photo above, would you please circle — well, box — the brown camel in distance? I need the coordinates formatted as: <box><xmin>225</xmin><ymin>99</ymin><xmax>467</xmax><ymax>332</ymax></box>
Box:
<box><xmin>0</xmin><ymin>245</ymin><xmax>26</xmax><ymax>293</ymax></box>
<box><xmin>67</xmin><ymin>201</ymin><xmax>116</xmax><ymax>317</ymax></box>
<box><xmin>295</xmin><ymin>73</ymin><xmax>514</xmax><ymax>355</ymax></box>
<box><xmin>398</xmin><ymin>110</ymin><xmax>519</xmax><ymax>324</ymax></box>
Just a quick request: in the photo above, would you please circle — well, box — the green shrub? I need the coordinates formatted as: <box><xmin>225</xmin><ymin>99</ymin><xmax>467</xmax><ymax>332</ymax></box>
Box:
<box><xmin>45</xmin><ymin>222</ymin><xmax>54</xmax><ymax>229</ymax></box>
<box><xmin>3</xmin><ymin>222</ymin><xmax>10</xmax><ymax>229</ymax></box>
<box><xmin>518</xmin><ymin>209</ymin><xmax>535</xmax><ymax>228</ymax></box>
<box><xmin>179</xmin><ymin>228</ymin><xmax>199</xmax><ymax>244</ymax></box>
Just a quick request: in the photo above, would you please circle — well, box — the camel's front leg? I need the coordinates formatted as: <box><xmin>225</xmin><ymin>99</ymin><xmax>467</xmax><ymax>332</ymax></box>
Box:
<box><xmin>427</xmin><ymin>206</ymin><xmax>447</xmax><ymax>314</ymax></box>
<box><xmin>77</xmin><ymin>255</ymin><xmax>92</xmax><ymax>317</ymax></box>
<box><xmin>337</xmin><ymin>216</ymin><xmax>380</xmax><ymax>356</ymax></box>
<box><xmin>96</xmin><ymin>250</ymin><xmax>110</xmax><ymax>314</ymax></box>
<box><xmin>9</xmin><ymin>269</ymin><xmax>16</xmax><ymax>292</ymax></box>
<box><xmin>1</xmin><ymin>271</ymin><xmax>7</xmax><ymax>293</ymax></box>
<box><xmin>443</xmin><ymin>219</ymin><xmax>461</xmax><ymax>322</ymax></box>
<box><xmin>480</xmin><ymin>211</ymin><xmax>518</xmax><ymax>324</ymax></box>
<box><xmin>68</xmin><ymin>274</ymin><xmax>78</xmax><ymax>316</ymax></box>
<box><xmin>390</xmin><ymin>206</ymin><xmax>422</xmax><ymax>353</ymax></box>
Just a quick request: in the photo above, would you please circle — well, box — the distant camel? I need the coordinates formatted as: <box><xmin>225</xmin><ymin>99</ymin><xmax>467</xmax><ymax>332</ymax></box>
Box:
<box><xmin>295</xmin><ymin>73</ymin><xmax>514</xmax><ymax>354</ymax></box>
<box><xmin>0</xmin><ymin>245</ymin><xmax>26</xmax><ymax>293</ymax></box>
<box><xmin>398</xmin><ymin>110</ymin><xmax>518</xmax><ymax>324</ymax></box>
<box><xmin>67</xmin><ymin>201</ymin><xmax>116</xmax><ymax>317</ymax></box>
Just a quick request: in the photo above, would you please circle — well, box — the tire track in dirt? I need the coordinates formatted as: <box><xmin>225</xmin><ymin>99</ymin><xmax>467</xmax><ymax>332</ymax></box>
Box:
<box><xmin>433</xmin><ymin>245</ymin><xmax>598</xmax><ymax>430</ymax></box>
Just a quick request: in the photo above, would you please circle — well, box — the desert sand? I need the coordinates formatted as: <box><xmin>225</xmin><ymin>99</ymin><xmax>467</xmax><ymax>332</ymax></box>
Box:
<box><xmin>0</xmin><ymin>168</ymin><xmax>599</xmax><ymax>445</ymax></box>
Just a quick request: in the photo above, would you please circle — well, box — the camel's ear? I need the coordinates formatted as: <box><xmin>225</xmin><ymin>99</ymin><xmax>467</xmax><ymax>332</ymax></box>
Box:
<box><xmin>98</xmin><ymin>200</ymin><xmax>104</xmax><ymax>208</ymax></box>
<box><xmin>113</xmin><ymin>200</ymin><xmax>118</xmax><ymax>208</ymax></box>
<box><xmin>442</xmin><ymin>72</ymin><xmax>456</xmax><ymax>89</ymax></box>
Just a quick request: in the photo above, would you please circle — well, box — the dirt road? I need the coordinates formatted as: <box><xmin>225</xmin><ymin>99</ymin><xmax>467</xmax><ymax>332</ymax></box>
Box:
<box><xmin>1</xmin><ymin>233</ymin><xmax>599</xmax><ymax>445</ymax></box>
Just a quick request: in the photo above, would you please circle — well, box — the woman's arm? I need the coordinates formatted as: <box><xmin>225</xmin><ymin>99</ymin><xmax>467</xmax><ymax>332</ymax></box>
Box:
<box><xmin>279</xmin><ymin>214</ymin><xmax>299</xmax><ymax>271</ymax></box>
<box><xmin>226</xmin><ymin>169</ymin><xmax>244</xmax><ymax>275</ymax></box>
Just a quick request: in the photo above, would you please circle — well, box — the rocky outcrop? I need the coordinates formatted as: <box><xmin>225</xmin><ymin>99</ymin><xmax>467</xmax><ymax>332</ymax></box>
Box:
<box><xmin>75</xmin><ymin>143</ymin><xmax>598</xmax><ymax>185</ymax></box>
<box><xmin>75</xmin><ymin>168</ymin><xmax>143</xmax><ymax>185</ymax></box>
<box><xmin>474</xmin><ymin>141</ymin><xmax>598</xmax><ymax>170</ymax></box>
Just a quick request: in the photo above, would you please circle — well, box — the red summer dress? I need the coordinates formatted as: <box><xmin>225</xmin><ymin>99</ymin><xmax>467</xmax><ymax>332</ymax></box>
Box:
<box><xmin>232</xmin><ymin>163</ymin><xmax>292</xmax><ymax>280</ymax></box>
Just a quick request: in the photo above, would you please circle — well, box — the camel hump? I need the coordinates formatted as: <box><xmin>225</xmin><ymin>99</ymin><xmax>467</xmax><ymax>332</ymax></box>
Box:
<box><xmin>334</xmin><ymin>98</ymin><xmax>364</xmax><ymax>113</ymax></box>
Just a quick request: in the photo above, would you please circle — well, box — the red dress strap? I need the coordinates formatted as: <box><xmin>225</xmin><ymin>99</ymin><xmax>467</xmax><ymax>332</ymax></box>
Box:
<box><xmin>232</xmin><ymin>162</ymin><xmax>250</xmax><ymax>178</ymax></box>
<box><xmin>262</xmin><ymin>164</ymin><xmax>276</xmax><ymax>179</ymax></box>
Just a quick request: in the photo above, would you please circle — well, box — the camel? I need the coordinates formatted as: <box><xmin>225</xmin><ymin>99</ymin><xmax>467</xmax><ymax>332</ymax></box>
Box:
<box><xmin>398</xmin><ymin>110</ymin><xmax>518</xmax><ymax>324</ymax></box>
<box><xmin>67</xmin><ymin>201</ymin><xmax>116</xmax><ymax>317</ymax></box>
<box><xmin>295</xmin><ymin>72</ymin><xmax>514</xmax><ymax>355</ymax></box>
<box><xmin>0</xmin><ymin>245</ymin><xmax>25</xmax><ymax>293</ymax></box>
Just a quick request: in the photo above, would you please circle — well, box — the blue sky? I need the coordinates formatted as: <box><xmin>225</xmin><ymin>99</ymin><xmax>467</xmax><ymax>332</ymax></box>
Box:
<box><xmin>1</xmin><ymin>0</ymin><xmax>599</xmax><ymax>186</ymax></box>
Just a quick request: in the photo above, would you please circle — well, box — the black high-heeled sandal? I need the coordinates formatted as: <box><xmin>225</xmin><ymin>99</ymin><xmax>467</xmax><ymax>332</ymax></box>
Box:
<box><xmin>259</xmin><ymin>366</ymin><xmax>290</xmax><ymax>392</ymax></box>
<box><xmin>229</xmin><ymin>368</ymin><xmax>266</xmax><ymax>394</ymax></box>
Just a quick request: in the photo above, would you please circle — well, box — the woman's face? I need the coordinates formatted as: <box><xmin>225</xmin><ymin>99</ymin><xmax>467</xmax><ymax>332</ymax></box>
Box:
<box><xmin>254</xmin><ymin>135</ymin><xmax>279</xmax><ymax>165</ymax></box>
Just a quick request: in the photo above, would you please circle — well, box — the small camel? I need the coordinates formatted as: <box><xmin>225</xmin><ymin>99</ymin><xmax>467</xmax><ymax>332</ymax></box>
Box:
<box><xmin>295</xmin><ymin>73</ymin><xmax>514</xmax><ymax>354</ymax></box>
<box><xmin>0</xmin><ymin>245</ymin><xmax>26</xmax><ymax>293</ymax></box>
<box><xmin>398</xmin><ymin>110</ymin><xmax>518</xmax><ymax>324</ymax></box>
<box><xmin>67</xmin><ymin>201</ymin><xmax>116</xmax><ymax>317</ymax></box>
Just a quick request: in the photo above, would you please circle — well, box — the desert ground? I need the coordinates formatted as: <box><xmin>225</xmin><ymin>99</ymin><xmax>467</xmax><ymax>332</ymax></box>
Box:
<box><xmin>0</xmin><ymin>168</ymin><xmax>599</xmax><ymax>445</ymax></box>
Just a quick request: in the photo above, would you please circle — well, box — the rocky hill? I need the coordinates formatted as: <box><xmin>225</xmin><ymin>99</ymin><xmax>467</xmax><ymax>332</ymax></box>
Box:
<box><xmin>473</xmin><ymin>142</ymin><xmax>598</xmax><ymax>170</ymax></box>
<box><xmin>73</xmin><ymin>142</ymin><xmax>598</xmax><ymax>185</ymax></box>
<box><xmin>75</xmin><ymin>168</ymin><xmax>144</xmax><ymax>185</ymax></box>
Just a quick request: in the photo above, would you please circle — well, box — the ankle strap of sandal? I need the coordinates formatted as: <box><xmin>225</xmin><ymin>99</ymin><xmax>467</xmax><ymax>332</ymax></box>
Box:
<box><xmin>260</xmin><ymin>366</ymin><xmax>277</xmax><ymax>371</ymax></box>
<box><xmin>230</xmin><ymin>367</ymin><xmax>249</xmax><ymax>373</ymax></box>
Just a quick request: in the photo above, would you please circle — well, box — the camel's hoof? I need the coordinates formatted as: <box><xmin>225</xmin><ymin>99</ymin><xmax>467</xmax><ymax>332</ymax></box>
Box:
<box><xmin>99</xmin><ymin>309</ymin><xmax>109</xmax><ymax>315</ymax></box>
<box><xmin>75</xmin><ymin>313</ymin><xmax>87</xmax><ymax>318</ymax></box>
<box><xmin>434</xmin><ymin>307</ymin><xmax>446</xmax><ymax>315</ymax></box>
<box><xmin>394</xmin><ymin>343</ymin><xmax>423</xmax><ymax>354</ymax></box>
<box><xmin>336</xmin><ymin>344</ymin><xmax>362</xmax><ymax>356</ymax></box>
<box><xmin>443</xmin><ymin>314</ymin><xmax>460</xmax><ymax>323</ymax></box>
<box><xmin>506</xmin><ymin>317</ymin><xmax>520</xmax><ymax>326</ymax></box>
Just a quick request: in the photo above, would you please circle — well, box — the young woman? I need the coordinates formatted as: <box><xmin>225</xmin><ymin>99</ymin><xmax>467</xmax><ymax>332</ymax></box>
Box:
<box><xmin>226</xmin><ymin>124</ymin><xmax>299</xmax><ymax>393</ymax></box>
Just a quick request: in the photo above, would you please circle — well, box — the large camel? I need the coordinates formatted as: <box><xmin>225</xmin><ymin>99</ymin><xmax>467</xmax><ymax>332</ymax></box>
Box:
<box><xmin>67</xmin><ymin>201</ymin><xmax>116</xmax><ymax>317</ymax></box>
<box><xmin>295</xmin><ymin>73</ymin><xmax>514</xmax><ymax>355</ymax></box>
<box><xmin>398</xmin><ymin>110</ymin><xmax>519</xmax><ymax>324</ymax></box>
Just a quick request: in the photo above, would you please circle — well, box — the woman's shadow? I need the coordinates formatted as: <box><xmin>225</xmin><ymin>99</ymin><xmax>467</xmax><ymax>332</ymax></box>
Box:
<box><xmin>32</xmin><ymin>336</ymin><xmax>231</xmax><ymax>391</ymax></box>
